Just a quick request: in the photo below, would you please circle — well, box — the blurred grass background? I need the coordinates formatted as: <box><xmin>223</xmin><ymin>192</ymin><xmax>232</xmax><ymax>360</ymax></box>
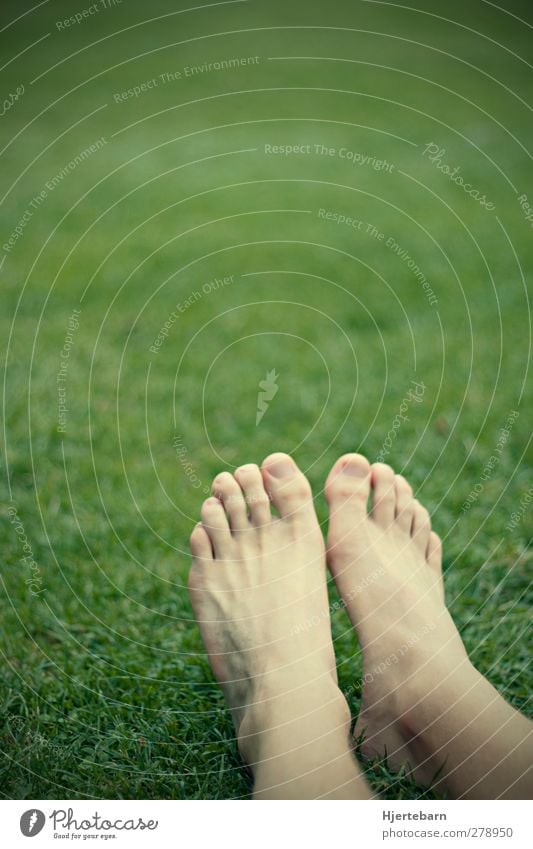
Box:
<box><xmin>0</xmin><ymin>0</ymin><xmax>531</xmax><ymax>798</ymax></box>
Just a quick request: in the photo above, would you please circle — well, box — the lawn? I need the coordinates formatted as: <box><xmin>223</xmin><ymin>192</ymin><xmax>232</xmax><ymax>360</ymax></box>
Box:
<box><xmin>1</xmin><ymin>0</ymin><xmax>531</xmax><ymax>799</ymax></box>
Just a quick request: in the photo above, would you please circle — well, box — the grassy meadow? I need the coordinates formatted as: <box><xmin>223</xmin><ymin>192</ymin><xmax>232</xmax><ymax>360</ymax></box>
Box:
<box><xmin>1</xmin><ymin>0</ymin><xmax>531</xmax><ymax>798</ymax></box>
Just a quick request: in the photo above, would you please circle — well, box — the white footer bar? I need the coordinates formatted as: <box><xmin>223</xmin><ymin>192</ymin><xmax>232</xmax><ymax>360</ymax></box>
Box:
<box><xmin>1</xmin><ymin>799</ymin><xmax>529</xmax><ymax>848</ymax></box>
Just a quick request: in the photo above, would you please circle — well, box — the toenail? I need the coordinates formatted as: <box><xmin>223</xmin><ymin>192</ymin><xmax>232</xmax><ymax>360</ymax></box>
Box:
<box><xmin>265</xmin><ymin>457</ymin><xmax>295</xmax><ymax>477</ymax></box>
<box><xmin>342</xmin><ymin>458</ymin><xmax>369</xmax><ymax>477</ymax></box>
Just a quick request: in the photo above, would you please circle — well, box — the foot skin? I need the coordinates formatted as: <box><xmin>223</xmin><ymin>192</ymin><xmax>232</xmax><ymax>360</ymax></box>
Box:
<box><xmin>325</xmin><ymin>455</ymin><xmax>470</xmax><ymax>786</ymax></box>
<box><xmin>189</xmin><ymin>454</ymin><xmax>368</xmax><ymax>799</ymax></box>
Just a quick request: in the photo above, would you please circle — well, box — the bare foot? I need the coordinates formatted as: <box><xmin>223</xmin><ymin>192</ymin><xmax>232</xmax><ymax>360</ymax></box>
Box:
<box><xmin>189</xmin><ymin>453</ymin><xmax>369</xmax><ymax>799</ymax></box>
<box><xmin>325</xmin><ymin>454</ymin><xmax>471</xmax><ymax>786</ymax></box>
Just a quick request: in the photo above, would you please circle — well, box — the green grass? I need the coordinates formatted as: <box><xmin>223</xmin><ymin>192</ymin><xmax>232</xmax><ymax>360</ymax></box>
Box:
<box><xmin>1</xmin><ymin>0</ymin><xmax>532</xmax><ymax>799</ymax></box>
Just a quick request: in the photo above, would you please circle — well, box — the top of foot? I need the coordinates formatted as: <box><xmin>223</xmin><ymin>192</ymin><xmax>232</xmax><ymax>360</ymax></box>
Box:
<box><xmin>325</xmin><ymin>454</ymin><xmax>468</xmax><ymax>785</ymax></box>
<box><xmin>189</xmin><ymin>454</ymin><xmax>348</xmax><ymax>762</ymax></box>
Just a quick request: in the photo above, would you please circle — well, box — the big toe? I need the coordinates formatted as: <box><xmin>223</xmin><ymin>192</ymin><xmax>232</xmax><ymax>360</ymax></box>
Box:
<box><xmin>261</xmin><ymin>453</ymin><xmax>317</xmax><ymax>527</ymax></box>
<box><xmin>325</xmin><ymin>453</ymin><xmax>371</xmax><ymax>510</ymax></box>
<box><xmin>325</xmin><ymin>454</ymin><xmax>371</xmax><ymax>558</ymax></box>
<box><xmin>189</xmin><ymin>523</ymin><xmax>213</xmax><ymax>563</ymax></box>
<box><xmin>370</xmin><ymin>463</ymin><xmax>396</xmax><ymax>528</ymax></box>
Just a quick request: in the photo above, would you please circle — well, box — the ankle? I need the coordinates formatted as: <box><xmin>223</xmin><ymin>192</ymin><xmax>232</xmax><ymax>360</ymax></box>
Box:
<box><xmin>237</xmin><ymin>676</ymin><xmax>351</xmax><ymax>766</ymax></box>
<box><xmin>397</xmin><ymin>652</ymin><xmax>481</xmax><ymax>738</ymax></box>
